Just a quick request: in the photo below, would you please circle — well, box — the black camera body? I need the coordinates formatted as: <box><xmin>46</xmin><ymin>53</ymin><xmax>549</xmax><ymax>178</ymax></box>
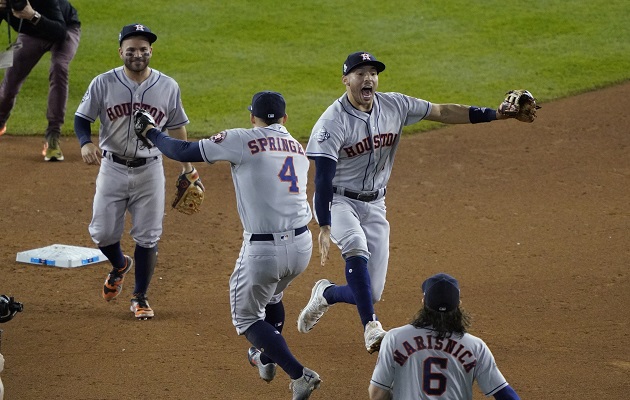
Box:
<box><xmin>7</xmin><ymin>0</ymin><xmax>28</xmax><ymax>12</ymax></box>
<box><xmin>0</xmin><ymin>295</ymin><xmax>23</xmax><ymax>323</ymax></box>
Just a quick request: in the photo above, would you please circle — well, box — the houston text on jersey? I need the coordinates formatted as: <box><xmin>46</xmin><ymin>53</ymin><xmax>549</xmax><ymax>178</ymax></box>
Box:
<box><xmin>343</xmin><ymin>132</ymin><xmax>398</xmax><ymax>157</ymax></box>
<box><xmin>107</xmin><ymin>102</ymin><xmax>165</xmax><ymax>125</ymax></box>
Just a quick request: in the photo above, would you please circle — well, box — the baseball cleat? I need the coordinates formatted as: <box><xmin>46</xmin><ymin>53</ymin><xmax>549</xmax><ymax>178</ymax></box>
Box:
<box><xmin>289</xmin><ymin>367</ymin><xmax>321</xmax><ymax>400</ymax></box>
<box><xmin>102</xmin><ymin>255</ymin><xmax>133</xmax><ymax>301</ymax></box>
<box><xmin>43</xmin><ymin>138</ymin><xmax>64</xmax><ymax>161</ymax></box>
<box><xmin>297</xmin><ymin>279</ymin><xmax>333</xmax><ymax>333</ymax></box>
<box><xmin>364</xmin><ymin>320</ymin><xmax>387</xmax><ymax>354</ymax></box>
<box><xmin>130</xmin><ymin>294</ymin><xmax>154</xmax><ymax>320</ymax></box>
<box><xmin>247</xmin><ymin>347</ymin><xmax>277</xmax><ymax>383</ymax></box>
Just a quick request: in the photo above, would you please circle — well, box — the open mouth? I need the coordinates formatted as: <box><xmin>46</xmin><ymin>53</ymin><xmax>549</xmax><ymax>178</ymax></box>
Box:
<box><xmin>361</xmin><ymin>86</ymin><xmax>373</xmax><ymax>100</ymax></box>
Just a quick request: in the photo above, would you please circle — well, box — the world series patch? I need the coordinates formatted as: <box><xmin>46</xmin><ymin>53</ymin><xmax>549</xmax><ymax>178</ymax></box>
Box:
<box><xmin>316</xmin><ymin>127</ymin><xmax>330</xmax><ymax>142</ymax></box>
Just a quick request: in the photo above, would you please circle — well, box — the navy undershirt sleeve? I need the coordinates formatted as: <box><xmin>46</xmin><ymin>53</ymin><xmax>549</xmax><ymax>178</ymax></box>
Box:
<box><xmin>493</xmin><ymin>385</ymin><xmax>520</xmax><ymax>400</ymax></box>
<box><xmin>312</xmin><ymin>156</ymin><xmax>336</xmax><ymax>227</ymax></box>
<box><xmin>146</xmin><ymin>128</ymin><xmax>204</xmax><ymax>162</ymax></box>
<box><xmin>74</xmin><ymin>115</ymin><xmax>92</xmax><ymax>147</ymax></box>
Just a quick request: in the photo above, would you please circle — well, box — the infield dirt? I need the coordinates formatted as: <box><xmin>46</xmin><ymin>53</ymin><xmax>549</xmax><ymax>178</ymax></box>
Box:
<box><xmin>0</xmin><ymin>83</ymin><xmax>628</xmax><ymax>399</ymax></box>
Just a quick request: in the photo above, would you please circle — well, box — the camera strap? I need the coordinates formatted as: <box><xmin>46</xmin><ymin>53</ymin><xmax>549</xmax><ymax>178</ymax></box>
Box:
<box><xmin>5</xmin><ymin>8</ymin><xmax>24</xmax><ymax>50</ymax></box>
<box><xmin>0</xmin><ymin>10</ymin><xmax>23</xmax><ymax>68</ymax></box>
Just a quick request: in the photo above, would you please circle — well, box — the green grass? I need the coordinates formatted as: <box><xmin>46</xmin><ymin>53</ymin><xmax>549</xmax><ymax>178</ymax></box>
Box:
<box><xmin>2</xmin><ymin>0</ymin><xmax>629</xmax><ymax>140</ymax></box>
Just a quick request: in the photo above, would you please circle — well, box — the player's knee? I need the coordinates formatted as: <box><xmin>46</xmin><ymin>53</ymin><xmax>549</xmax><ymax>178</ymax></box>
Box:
<box><xmin>89</xmin><ymin>226</ymin><xmax>121</xmax><ymax>247</ymax></box>
<box><xmin>90</xmin><ymin>235</ymin><xmax>116</xmax><ymax>247</ymax></box>
<box><xmin>343</xmin><ymin>248</ymin><xmax>370</xmax><ymax>260</ymax></box>
<box><xmin>268</xmin><ymin>292</ymin><xmax>283</xmax><ymax>305</ymax></box>
<box><xmin>235</xmin><ymin>319</ymin><xmax>256</xmax><ymax>336</ymax></box>
<box><xmin>134</xmin><ymin>239</ymin><xmax>159</xmax><ymax>248</ymax></box>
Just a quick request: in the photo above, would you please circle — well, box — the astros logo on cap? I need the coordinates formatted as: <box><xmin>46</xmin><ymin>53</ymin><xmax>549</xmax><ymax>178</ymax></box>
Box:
<box><xmin>361</xmin><ymin>53</ymin><xmax>372</xmax><ymax>61</ymax></box>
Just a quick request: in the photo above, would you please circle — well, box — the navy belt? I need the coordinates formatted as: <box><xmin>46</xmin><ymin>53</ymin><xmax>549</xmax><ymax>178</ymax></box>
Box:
<box><xmin>104</xmin><ymin>150</ymin><xmax>157</xmax><ymax>168</ymax></box>
<box><xmin>333</xmin><ymin>186</ymin><xmax>386</xmax><ymax>202</ymax></box>
<box><xmin>250</xmin><ymin>225</ymin><xmax>308</xmax><ymax>242</ymax></box>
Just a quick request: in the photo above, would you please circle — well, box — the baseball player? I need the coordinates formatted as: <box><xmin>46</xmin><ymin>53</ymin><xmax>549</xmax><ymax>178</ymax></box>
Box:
<box><xmin>298</xmin><ymin>51</ymin><xmax>537</xmax><ymax>353</ymax></box>
<box><xmin>369</xmin><ymin>273</ymin><xmax>521</xmax><ymax>400</ymax></box>
<box><xmin>134</xmin><ymin>91</ymin><xmax>321</xmax><ymax>399</ymax></box>
<box><xmin>74</xmin><ymin>23</ymin><xmax>195</xmax><ymax>319</ymax></box>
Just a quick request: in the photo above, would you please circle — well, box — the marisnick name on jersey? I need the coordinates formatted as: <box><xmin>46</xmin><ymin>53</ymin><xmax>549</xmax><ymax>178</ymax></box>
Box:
<box><xmin>106</xmin><ymin>102</ymin><xmax>166</xmax><ymax>126</ymax></box>
<box><xmin>248</xmin><ymin>136</ymin><xmax>305</xmax><ymax>156</ymax></box>
<box><xmin>343</xmin><ymin>132</ymin><xmax>398</xmax><ymax>158</ymax></box>
<box><xmin>391</xmin><ymin>333</ymin><xmax>477</xmax><ymax>373</ymax></box>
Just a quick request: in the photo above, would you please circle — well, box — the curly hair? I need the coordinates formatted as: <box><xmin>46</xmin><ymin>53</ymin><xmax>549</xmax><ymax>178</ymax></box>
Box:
<box><xmin>410</xmin><ymin>306</ymin><xmax>471</xmax><ymax>339</ymax></box>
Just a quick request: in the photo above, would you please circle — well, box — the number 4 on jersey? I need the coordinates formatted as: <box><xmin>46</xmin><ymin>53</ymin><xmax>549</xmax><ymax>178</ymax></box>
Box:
<box><xmin>278</xmin><ymin>156</ymin><xmax>299</xmax><ymax>193</ymax></box>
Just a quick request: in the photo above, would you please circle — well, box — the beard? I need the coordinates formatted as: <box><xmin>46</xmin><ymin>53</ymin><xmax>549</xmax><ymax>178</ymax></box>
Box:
<box><xmin>124</xmin><ymin>56</ymin><xmax>150</xmax><ymax>73</ymax></box>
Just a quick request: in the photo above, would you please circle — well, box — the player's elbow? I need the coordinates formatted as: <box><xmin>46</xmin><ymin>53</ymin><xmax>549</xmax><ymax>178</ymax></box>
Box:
<box><xmin>368</xmin><ymin>384</ymin><xmax>391</xmax><ymax>400</ymax></box>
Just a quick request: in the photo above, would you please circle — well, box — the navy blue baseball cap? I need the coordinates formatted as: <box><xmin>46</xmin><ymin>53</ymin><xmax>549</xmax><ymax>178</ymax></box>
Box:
<box><xmin>248</xmin><ymin>91</ymin><xmax>286</xmax><ymax>119</ymax></box>
<box><xmin>343</xmin><ymin>51</ymin><xmax>386</xmax><ymax>75</ymax></box>
<box><xmin>119</xmin><ymin>23</ymin><xmax>157</xmax><ymax>45</ymax></box>
<box><xmin>422</xmin><ymin>273</ymin><xmax>460</xmax><ymax>312</ymax></box>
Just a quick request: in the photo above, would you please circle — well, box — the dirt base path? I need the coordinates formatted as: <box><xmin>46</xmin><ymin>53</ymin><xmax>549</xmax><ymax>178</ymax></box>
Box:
<box><xmin>0</xmin><ymin>83</ymin><xmax>628</xmax><ymax>399</ymax></box>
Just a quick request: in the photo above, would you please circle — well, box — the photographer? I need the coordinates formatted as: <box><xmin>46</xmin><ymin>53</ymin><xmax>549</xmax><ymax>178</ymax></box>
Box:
<box><xmin>0</xmin><ymin>0</ymin><xmax>80</xmax><ymax>162</ymax></box>
<box><xmin>0</xmin><ymin>295</ymin><xmax>22</xmax><ymax>400</ymax></box>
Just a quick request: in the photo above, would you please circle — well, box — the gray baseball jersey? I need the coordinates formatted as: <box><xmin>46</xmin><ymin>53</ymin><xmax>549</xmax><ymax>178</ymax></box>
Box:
<box><xmin>305</xmin><ymin>92</ymin><xmax>431</xmax><ymax>191</ymax></box>
<box><xmin>76</xmin><ymin>67</ymin><xmax>188</xmax><ymax>247</ymax></box>
<box><xmin>199</xmin><ymin>124</ymin><xmax>312</xmax><ymax>233</ymax></box>
<box><xmin>371</xmin><ymin>325</ymin><xmax>509</xmax><ymax>399</ymax></box>
<box><xmin>197</xmin><ymin>124</ymin><xmax>313</xmax><ymax>334</ymax></box>
<box><xmin>304</xmin><ymin>92</ymin><xmax>431</xmax><ymax>300</ymax></box>
<box><xmin>76</xmin><ymin>66</ymin><xmax>188</xmax><ymax>158</ymax></box>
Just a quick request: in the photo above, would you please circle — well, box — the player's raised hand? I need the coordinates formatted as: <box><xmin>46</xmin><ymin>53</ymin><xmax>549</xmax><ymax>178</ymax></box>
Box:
<box><xmin>318</xmin><ymin>226</ymin><xmax>331</xmax><ymax>266</ymax></box>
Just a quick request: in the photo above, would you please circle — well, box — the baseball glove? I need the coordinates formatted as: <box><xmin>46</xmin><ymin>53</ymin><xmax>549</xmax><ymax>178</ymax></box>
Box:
<box><xmin>498</xmin><ymin>89</ymin><xmax>541</xmax><ymax>123</ymax></box>
<box><xmin>133</xmin><ymin>108</ymin><xmax>155</xmax><ymax>149</ymax></box>
<box><xmin>172</xmin><ymin>167</ymin><xmax>205</xmax><ymax>215</ymax></box>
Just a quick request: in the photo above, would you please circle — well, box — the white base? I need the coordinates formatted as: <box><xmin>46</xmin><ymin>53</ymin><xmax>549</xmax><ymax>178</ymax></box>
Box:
<box><xmin>16</xmin><ymin>244</ymin><xmax>106</xmax><ymax>268</ymax></box>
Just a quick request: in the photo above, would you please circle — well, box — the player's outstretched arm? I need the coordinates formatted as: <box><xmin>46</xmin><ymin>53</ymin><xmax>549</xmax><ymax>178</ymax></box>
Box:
<box><xmin>426</xmin><ymin>103</ymin><xmax>471</xmax><ymax>124</ymax></box>
<box><xmin>426</xmin><ymin>90</ymin><xmax>540</xmax><ymax>125</ymax></box>
<box><xmin>145</xmin><ymin>128</ymin><xmax>204</xmax><ymax>163</ymax></box>
<box><xmin>166</xmin><ymin>126</ymin><xmax>195</xmax><ymax>173</ymax></box>
<box><xmin>427</xmin><ymin>102</ymin><xmax>515</xmax><ymax>124</ymax></box>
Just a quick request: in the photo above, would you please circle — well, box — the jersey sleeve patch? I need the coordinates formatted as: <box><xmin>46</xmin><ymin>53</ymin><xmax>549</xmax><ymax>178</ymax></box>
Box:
<box><xmin>210</xmin><ymin>131</ymin><xmax>227</xmax><ymax>143</ymax></box>
<box><xmin>80</xmin><ymin>90</ymin><xmax>90</xmax><ymax>104</ymax></box>
<box><xmin>316</xmin><ymin>127</ymin><xmax>330</xmax><ymax>143</ymax></box>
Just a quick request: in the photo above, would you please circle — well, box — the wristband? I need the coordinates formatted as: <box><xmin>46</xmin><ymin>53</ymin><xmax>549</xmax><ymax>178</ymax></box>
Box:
<box><xmin>469</xmin><ymin>106</ymin><xmax>497</xmax><ymax>124</ymax></box>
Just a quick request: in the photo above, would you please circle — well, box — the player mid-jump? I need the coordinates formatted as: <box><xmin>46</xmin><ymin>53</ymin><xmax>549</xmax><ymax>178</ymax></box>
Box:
<box><xmin>133</xmin><ymin>92</ymin><xmax>321</xmax><ymax>399</ymax></box>
<box><xmin>298</xmin><ymin>51</ymin><xmax>539</xmax><ymax>353</ymax></box>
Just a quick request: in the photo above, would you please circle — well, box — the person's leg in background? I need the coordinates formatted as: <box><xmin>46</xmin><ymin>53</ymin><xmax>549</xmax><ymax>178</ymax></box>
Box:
<box><xmin>0</xmin><ymin>33</ymin><xmax>48</xmax><ymax>137</ymax></box>
<box><xmin>44</xmin><ymin>26</ymin><xmax>81</xmax><ymax>161</ymax></box>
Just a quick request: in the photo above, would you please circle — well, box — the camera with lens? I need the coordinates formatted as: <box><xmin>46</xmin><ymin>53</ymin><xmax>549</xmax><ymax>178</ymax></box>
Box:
<box><xmin>0</xmin><ymin>295</ymin><xmax>23</xmax><ymax>323</ymax></box>
<box><xmin>7</xmin><ymin>0</ymin><xmax>28</xmax><ymax>12</ymax></box>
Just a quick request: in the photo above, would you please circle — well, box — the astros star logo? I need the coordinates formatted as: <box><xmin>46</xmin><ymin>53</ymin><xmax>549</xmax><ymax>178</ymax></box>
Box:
<box><xmin>361</xmin><ymin>53</ymin><xmax>372</xmax><ymax>61</ymax></box>
<box><xmin>134</xmin><ymin>24</ymin><xmax>146</xmax><ymax>31</ymax></box>
<box><xmin>210</xmin><ymin>131</ymin><xmax>227</xmax><ymax>143</ymax></box>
